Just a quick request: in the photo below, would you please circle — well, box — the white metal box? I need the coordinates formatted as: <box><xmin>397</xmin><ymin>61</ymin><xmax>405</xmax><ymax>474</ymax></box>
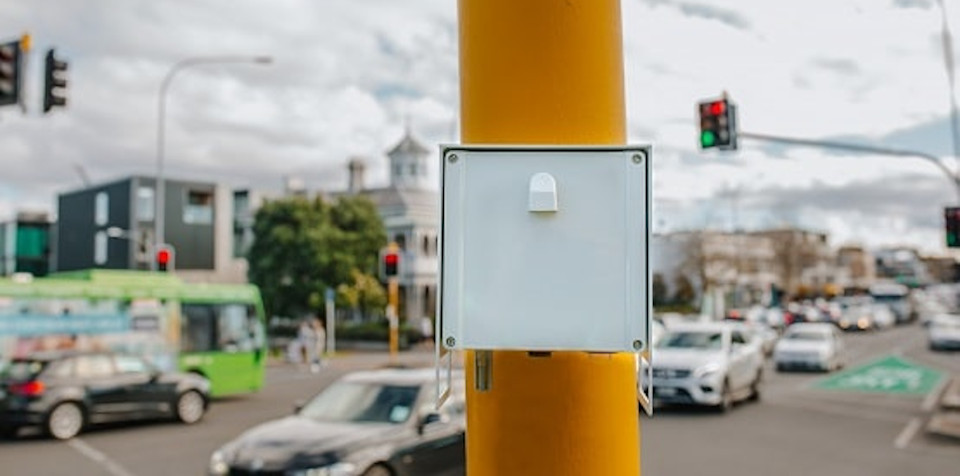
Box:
<box><xmin>439</xmin><ymin>146</ymin><xmax>651</xmax><ymax>353</ymax></box>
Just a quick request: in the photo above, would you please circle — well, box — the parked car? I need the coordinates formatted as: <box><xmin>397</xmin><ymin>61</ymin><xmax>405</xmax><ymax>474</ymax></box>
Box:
<box><xmin>648</xmin><ymin>322</ymin><xmax>764</xmax><ymax>412</ymax></box>
<box><xmin>773</xmin><ymin>323</ymin><xmax>846</xmax><ymax>372</ymax></box>
<box><xmin>0</xmin><ymin>350</ymin><xmax>210</xmax><ymax>440</ymax></box>
<box><xmin>928</xmin><ymin>314</ymin><xmax>960</xmax><ymax>351</ymax></box>
<box><xmin>837</xmin><ymin>303</ymin><xmax>875</xmax><ymax>331</ymax></box>
<box><xmin>209</xmin><ymin>368</ymin><xmax>465</xmax><ymax>476</ymax></box>
<box><xmin>871</xmin><ymin>304</ymin><xmax>896</xmax><ymax>330</ymax></box>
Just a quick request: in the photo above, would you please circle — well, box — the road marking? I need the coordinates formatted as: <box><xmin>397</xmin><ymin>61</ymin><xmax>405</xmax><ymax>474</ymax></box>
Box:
<box><xmin>894</xmin><ymin>417</ymin><xmax>923</xmax><ymax>450</ymax></box>
<box><xmin>67</xmin><ymin>438</ymin><xmax>136</xmax><ymax>476</ymax></box>
<box><xmin>923</xmin><ymin>378</ymin><xmax>949</xmax><ymax>412</ymax></box>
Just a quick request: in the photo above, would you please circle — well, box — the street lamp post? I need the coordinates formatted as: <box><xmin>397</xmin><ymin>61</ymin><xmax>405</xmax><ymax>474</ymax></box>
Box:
<box><xmin>155</xmin><ymin>55</ymin><xmax>272</xmax><ymax>268</ymax></box>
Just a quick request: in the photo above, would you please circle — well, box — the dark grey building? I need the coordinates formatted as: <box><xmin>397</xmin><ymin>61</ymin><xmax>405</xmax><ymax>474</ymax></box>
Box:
<box><xmin>57</xmin><ymin>176</ymin><xmax>217</xmax><ymax>272</ymax></box>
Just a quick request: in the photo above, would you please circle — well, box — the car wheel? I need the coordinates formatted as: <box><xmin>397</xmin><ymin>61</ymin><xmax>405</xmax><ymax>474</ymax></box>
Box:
<box><xmin>175</xmin><ymin>390</ymin><xmax>206</xmax><ymax>424</ymax></box>
<box><xmin>361</xmin><ymin>464</ymin><xmax>393</xmax><ymax>476</ymax></box>
<box><xmin>46</xmin><ymin>402</ymin><xmax>84</xmax><ymax>440</ymax></box>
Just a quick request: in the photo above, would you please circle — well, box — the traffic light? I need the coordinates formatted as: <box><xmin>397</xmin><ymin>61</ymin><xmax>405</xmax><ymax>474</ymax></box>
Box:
<box><xmin>43</xmin><ymin>48</ymin><xmax>67</xmax><ymax>113</ymax></box>
<box><xmin>0</xmin><ymin>39</ymin><xmax>23</xmax><ymax>107</ymax></box>
<box><xmin>156</xmin><ymin>246</ymin><xmax>174</xmax><ymax>272</ymax></box>
<box><xmin>945</xmin><ymin>207</ymin><xmax>960</xmax><ymax>248</ymax></box>
<box><xmin>698</xmin><ymin>97</ymin><xmax>737</xmax><ymax>150</ymax></box>
<box><xmin>384</xmin><ymin>251</ymin><xmax>399</xmax><ymax>278</ymax></box>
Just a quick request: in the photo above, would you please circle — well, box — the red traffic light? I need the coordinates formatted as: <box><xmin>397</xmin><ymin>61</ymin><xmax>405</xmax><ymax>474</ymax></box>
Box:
<box><xmin>156</xmin><ymin>247</ymin><xmax>173</xmax><ymax>272</ymax></box>
<box><xmin>385</xmin><ymin>253</ymin><xmax>398</xmax><ymax>266</ymax></box>
<box><xmin>709</xmin><ymin>101</ymin><xmax>725</xmax><ymax>116</ymax></box>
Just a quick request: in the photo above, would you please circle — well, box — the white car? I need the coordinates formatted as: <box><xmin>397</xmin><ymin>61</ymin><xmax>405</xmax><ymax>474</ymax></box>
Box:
<box><xmin>774</xmin><ymin>323</ymin><xmax>846</xmax><ymax>372</ymax></box>
<box><xmin>928</xmin><ymin>314</ymin><xmax>960</xmax><ymax>351</ymax></box>
<box><xmin>648</xmin><ymin>323</ymin><xmax>764</xmax><ymax>412</ymax></box>
<box><xmin>871</xmin><ymin>304</ymin><xmax>896</xmax><ymax>330</ymax></box>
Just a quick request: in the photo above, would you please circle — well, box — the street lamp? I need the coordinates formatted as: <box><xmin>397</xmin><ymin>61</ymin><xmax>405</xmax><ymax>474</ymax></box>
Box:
<box><xmin>154</xmin><ymin>55</ymin><xmax>273</xmax><ymax>268</ymax></box>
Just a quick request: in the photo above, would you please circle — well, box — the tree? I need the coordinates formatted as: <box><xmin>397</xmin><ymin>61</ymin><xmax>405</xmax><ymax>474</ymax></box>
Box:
<box><xmin>672</xmin><ymin>274</ymin><xmax>696</xmax><ymax>305</ymax></box>
<box><xmin>337</xmin><ymin>269</ymin><xmax>387</xmax><ymax>320</ymax></box>
<box><xmin>248</xmin><ymin>195</ymin><xmax>386</xmax><ymax>319</ymax></box>
<box><xmin>652</xmin><ymin>273</ymin><xmax>668</xmax><ymax>307</ymax></box>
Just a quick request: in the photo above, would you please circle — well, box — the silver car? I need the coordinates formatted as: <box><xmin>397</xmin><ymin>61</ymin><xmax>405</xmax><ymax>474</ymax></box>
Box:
<box><xmin>928</xmin><ymin>314</ymin><xmax>960</xmax><ymax>351</ymax></box>
<box><xmin>774</xmin><ymin>323</ymin><xmax>846</xmax><ymax>372</ymax></box>
<box><xmin>649</xmin><ymin>323</ymin><xmax>764</xmax><ymax>412</ymax></box>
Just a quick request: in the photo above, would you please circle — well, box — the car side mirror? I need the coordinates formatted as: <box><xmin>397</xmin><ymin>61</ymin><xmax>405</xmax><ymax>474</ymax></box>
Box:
<box><xmin>417</xmin><ymin>412</ymin><xmax>443</xmax><ymax>435</ymax></box>
<box><xmin>293</xmin><ymin>400</ymin><xmax>306</xmax><ymax>415</ymax></box>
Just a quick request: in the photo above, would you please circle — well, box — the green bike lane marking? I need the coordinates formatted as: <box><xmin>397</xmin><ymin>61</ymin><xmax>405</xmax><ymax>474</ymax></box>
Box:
<box><xmin>816</xmin><ymin>355</ymin><xmax>944</xmax><ymax>395</ymax></box>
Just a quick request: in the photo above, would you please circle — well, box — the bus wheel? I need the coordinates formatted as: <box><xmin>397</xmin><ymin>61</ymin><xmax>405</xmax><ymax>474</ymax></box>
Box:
<box><xmin>175</xmin><ymin>390</ymin><xmax>206</xmax><ymax>424</ymax></box>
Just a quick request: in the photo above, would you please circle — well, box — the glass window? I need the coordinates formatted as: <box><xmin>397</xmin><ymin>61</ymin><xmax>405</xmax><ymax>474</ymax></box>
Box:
<box><xmin>95</xmin><ymin>192</ymin><xmax>109</xmax><ymax>226</ymax></box>
<box><xmin>181</xmin><ymin>304</ymin><xmax>216</xmax><ymax>352</ymax></box>
<box><xmin>114</xmin><ymin>355</ymin><xmax>150</xmax><ymax>374</ymax></box>
<box><xmin>300</xmin><ymin>382</ymin><xmax>421</xmax><ymax>424</ymax></box>
<box><xmin>137</xmin><ymin>187</ymin><xmax>155</xmax><ymax>222</ymax></box>
<box><xmin>218</xmin><ymin>304</ymin><xmax>256</xmax><ymax>352</ymax></box>
<box><xmin>94</xmin><ymin>231</ymin><xmax>108</xmax><ymax>265</ymax></box>
<box><xmin>183</xmin><ymin>190</ymin><xmax>214</xmax><ymax>225</ymax></box>
<box><xmin>394</xmin><ymin>233</ymin><xmax>406</xmax><ymax>251</ymax></box>
<box><xmin>731</xmin><ymin>332</ymin><xmax>747</xmax><ymax>345</ymax></box>
<box><xmin>75</xmin><ymin>355</ymin><xmax>114</xmax><ymax>378</ymax></box>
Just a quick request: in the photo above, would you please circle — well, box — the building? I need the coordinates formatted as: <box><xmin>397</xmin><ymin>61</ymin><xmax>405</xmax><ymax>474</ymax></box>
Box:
<box><xmin>0</xmin><ymin>211</ymin><xmax>53</xmax><ymax>277</ymax></box>
<box><xmin>56</xmin><ymin>176</ymin><xmax>253</xmax><ymax>283</ymax></box>
<box><xmin>339</xmin><ymin>129</ymin><xmax>438</xmax><ymax>323</ymax></box>
<box><xmin>836</xmin><ymin>245</ymin><xmax>877</xmax><ymax>290</ymax></box>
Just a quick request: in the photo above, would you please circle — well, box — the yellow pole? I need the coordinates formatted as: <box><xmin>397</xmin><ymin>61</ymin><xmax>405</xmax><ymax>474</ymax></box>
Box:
<box><xmin>459</xmin><ymin>1</ymin><xmax>640</xmax><ymax>475</ymax></box>
<box><xmin>388</xmin><ymin>277</ymin><xmax>399</xmax><ymax>359</ymax></box>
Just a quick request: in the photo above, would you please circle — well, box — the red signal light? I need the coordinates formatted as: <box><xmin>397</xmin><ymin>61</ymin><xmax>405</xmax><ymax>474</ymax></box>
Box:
<box><xmin>157</xmin><ymin>249</ymin><xmax>171</xmax><ymax>265</ymax></box>
<box><xmin>385</xmin><ymin>253</ymin><xmax>398</xmax><ymax>266</ymax></box>
<box><xmin>709</xmin><ymin>101</ymin><xmax>725</xmax><ymax>116</ymax></box>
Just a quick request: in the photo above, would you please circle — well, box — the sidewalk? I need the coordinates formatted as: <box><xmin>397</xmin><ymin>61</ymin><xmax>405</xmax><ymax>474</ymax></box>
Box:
<box><xmin>267</xmin><ymin>345</ymin><xmax>448</xmax><ymax>369</ymax></box>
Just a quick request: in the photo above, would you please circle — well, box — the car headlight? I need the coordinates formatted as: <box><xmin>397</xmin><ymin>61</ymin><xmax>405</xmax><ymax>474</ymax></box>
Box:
<box><xmin>694</xmin><ymin>363</ymin><xmax>723</xmax><ymax>380</ymax></box>
<box><xmin>208</xmin><ymin>451</ymin><xmax>229</xmax><ymax>476</ymax></box>
<box><xmin>297</xmin><ymin>462</ymin><xmax>358</xmax><ymax>476</ymax></box>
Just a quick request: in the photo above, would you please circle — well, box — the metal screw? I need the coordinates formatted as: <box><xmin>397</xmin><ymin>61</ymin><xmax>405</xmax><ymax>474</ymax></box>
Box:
<box><xmin>448</xmin><ymin>154</ymin><xmax>458</xmax><ymax>163</ymax></box>
<box><xmin>632</xmin><ymin>154</ymin><xmax>643</xmax><ymax>164</ymax></box>
<box><xmin>445</xmin><ymin>336</ymin><xmax>456</xmax><ymax>347</ymax></box>
<box><xmin>632</xmin><ymin>339</ymin><xmax>643</xmax><ymax>351</ymax></box>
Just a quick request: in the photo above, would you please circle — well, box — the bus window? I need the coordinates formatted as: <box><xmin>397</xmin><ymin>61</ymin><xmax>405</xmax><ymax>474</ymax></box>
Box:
<box><xmin>218</xmin><ymin>304</ymin><xmax>257</xmax><ymax>353</ymax></box>
<box><xmin>181</xmin><ymin>304</ymin><xmax>216</xmax><ymax>352</ymax></box>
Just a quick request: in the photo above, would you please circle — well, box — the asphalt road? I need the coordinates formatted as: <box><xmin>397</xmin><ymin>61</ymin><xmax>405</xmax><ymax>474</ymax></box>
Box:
<box><xmin>1</xmin><ymin>326</ymin><xmax>957</xmax><ymax>476</ymax></box>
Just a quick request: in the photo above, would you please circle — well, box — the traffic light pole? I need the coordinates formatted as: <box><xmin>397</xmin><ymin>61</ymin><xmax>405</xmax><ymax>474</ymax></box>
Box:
<box><xmin>459</xmin><ymin>1</ymin><xmax>640</xmax><ymax>475</ymax></box>
<box><xmin>739</xmin><ymin>131</ymin><xmax>960</xmax><ymax>203</ymax></box>
<box><xmin>387</xmin><ymin>277</ymin><xmax>399</xmax><ymax>361</ymax></box>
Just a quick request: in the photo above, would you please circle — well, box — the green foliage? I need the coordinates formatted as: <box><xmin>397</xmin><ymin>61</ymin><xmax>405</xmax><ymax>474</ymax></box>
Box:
<box><xmin>672</xmin><ymin>274</ymin><xmax>696</xmax><ymax>305</ymax></box>
<box><xmin>335</xmin><ymin>320</ymin><xmax>422</xmax><ymax>347</ymax></box>
<box><xmin>248</xmin><ymin>195</ymin><xmax>387</xmax><ymax>319</ymax></box>
<box><xmin>337</xmin><ymin>269</ymin><xmax>387</xmax><ymax>315</ymax></box>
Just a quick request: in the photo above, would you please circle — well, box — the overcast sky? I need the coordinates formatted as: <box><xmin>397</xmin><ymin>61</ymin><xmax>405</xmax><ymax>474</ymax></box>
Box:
<box><xmin>1</xmin><ymin>0</ymin><xmax>959</xmax><ymax>253</ymax></box>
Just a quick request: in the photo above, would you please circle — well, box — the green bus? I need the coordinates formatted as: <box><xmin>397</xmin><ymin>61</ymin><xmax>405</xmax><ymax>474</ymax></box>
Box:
<box><xmin>0</xmin><ymin>270</ymin><xmax>266</xmax><ymax>397</ymax></box>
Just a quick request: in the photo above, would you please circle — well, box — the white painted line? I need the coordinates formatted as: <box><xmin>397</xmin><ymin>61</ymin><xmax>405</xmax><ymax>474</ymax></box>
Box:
<box><xmin>922</xmin><ymin>378</ymin><xmax>949</xmax><ymax>412</ymax></box>
<box><xmin>894</xmin><ymin>417</ymin><xmax>923</xmax><ymax>450</ymax></box>
<box><xmin>68</xmin><ymin>438</ymin><xmax>137</xmax><ymax>476</ymax></box>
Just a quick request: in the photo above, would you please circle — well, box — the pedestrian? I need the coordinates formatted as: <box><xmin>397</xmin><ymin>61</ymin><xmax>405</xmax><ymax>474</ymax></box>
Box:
<box><xmin>297</xmin><ymin>318</ymin><xmax>318</xmax><ymax>372</ymax></box>
<box><xmin>420</xmin><ymin>316</ymin><xmax>434</xmax><ymax>347</ymax></box>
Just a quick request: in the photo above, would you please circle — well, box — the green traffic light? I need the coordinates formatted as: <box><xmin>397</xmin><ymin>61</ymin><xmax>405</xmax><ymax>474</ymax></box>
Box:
<box><xmin>700</xmin><ymin>131</ymin><xmax>716</xmax><ymax>148</ymax></box>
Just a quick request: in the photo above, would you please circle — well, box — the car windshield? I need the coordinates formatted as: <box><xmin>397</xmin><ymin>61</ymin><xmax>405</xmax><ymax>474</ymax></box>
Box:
<box><xmin>299</xmin><ymin>381</ymin><xmax>420</xmax><ymax>424</ymax></box>
<box><xmin>785</xmin><ymin>331</ymin><xmax>828</xmax><ymax>341</ymax></box>
<box><xmin>657</xmin><ymin>331</ymin><xmax>723</xmax><ymax>350</ymax></box>
<box><xmin>0</xmin><ymin>360</ymin><xmax>46</xmax><ymax>381</ymax></box>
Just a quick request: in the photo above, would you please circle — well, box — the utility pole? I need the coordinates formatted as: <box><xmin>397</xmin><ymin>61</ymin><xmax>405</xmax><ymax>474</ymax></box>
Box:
<box><xmin>458</xmin><ymin>1</ymin><xmax>640</xmax><ymax>475</ymax></box>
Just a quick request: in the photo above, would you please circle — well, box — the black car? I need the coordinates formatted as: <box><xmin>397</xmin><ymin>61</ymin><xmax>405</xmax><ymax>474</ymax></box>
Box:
<box><xmin>0</xmin><ymin>350</ymin><xmax>210</xmax><ymax>440</ymax></box>
<box><xmin>210</xmin><ymin>368</ymin><xmax>465</xmax><ymax>476</ymax></box>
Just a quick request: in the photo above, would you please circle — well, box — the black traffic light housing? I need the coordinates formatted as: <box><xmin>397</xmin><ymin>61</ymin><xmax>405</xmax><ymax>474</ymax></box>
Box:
<box><xmin>384</xmin><ymin>251</ymin><xmax>399</xmax><ymax>278</ymax></box>
<box><xmin>945</xmin><ymin>207</ymin><xmax>960</xmax><ymax>248</ymax></box>
<box><xmin>698</xmin><ymin>97</ymin><xmax>738</xmax><ymax>151</ymax></box>
<box><xmin>0</xmin><ymin>39</ymin><xmax>23</xmax><ymax>107</ymax></box>
<box><xmin>43</xmin><ymin>48</ymin><xmax>68</xmax><ymax>113</ymax></box>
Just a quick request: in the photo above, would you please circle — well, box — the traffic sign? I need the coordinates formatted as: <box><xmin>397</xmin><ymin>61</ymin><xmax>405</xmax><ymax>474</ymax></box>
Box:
<box><xmin>816</xmin><ymin>356</ymin><xmax>943</xmax><ymax>395</ymax></box>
